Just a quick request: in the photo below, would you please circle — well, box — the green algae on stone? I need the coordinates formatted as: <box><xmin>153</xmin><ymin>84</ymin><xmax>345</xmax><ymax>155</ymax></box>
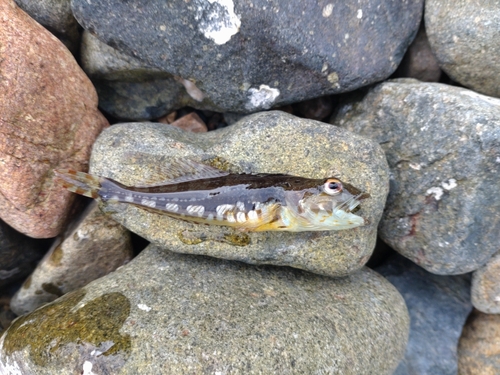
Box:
<box><xmin>49</xmin><ymin>241</ymin><xmax>64</xmax><ymax>266</ymax></box>
<box><xmin>41</xmin><ymin>282</ymin><xmax>63</xmax><ymax>297</ymax></box>
<box><xmin>3</xmin><ymin>289</ymin><xmax>131</xmax><ymax>367</ymax></box>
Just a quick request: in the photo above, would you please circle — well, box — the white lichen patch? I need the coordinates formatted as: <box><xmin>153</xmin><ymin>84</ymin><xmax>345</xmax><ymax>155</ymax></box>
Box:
<box><xmin>426</xmin><ymin>186</ymin><xmax>444</xmax><ymax>201</ymax></box>
<box><xmin>441</xmin><ymin>178</ymin><xmax>457</xmax><ymax>191</ymax></box>
<box><xmin>138</xmin><ymin>303</ymin><xmax>152</xmax><ymax>312</ymax></box>
<box><xmin>194</xmin><ymin>0</ymin><xmax>241</xmax><ymax>45</ymax></box>
<box><xmin>245</xmin><ymin>84</ymin><xmax>280</xmax><ymax>111</ymax></box>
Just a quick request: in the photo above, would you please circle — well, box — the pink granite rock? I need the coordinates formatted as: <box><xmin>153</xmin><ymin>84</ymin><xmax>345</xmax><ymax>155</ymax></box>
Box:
<box><xmin>0</xmin><ymin>0</ymin><xmax>108</xmax><ymax>238</ymax></box>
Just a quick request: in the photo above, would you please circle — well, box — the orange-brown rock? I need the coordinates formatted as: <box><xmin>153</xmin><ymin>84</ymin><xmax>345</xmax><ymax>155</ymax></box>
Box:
<box><xmin>0</xmin><ymin>0</ymin><xmax>108</xmax><ymax>238</ymax></box>
<box><xmin>458</xmin><ymin>309</ymin><xmax>500</xmax><ymax>375</ymax></box>
<box><xmin>168</xmin><ymin>112</ymin><xmax>207</xmax><ymax>133</ymax></box>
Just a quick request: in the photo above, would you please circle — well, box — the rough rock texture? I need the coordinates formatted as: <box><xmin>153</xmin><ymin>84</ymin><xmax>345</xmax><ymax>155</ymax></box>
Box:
<box><xmin>90</xmin><ymin>111</ymin><xmax>389</xmax><ymax>277</ymax></box>
<box><xmin>398</xmin><ymin>23</ymin><xmax>441</xmax><ymax>82</ymax></box>
<box><xmin>10</xmin><ymin>202</ymin><xmax>133</xmax><ymax>316</ymax></box>
<box><xmin>332</xmin><ymin>79</ymin><xmax>500</xmax><ymax>275</ymax></box>
<box><xmin>71</xmin><ymin>0</ymin><xmax>423</xmax><ymax>113</ymax></box>
<box><xmin>458</xmin><ymin>310</ymin><xmax>500</xmax><ymax>375</ymax></box>
<box><xmin>0</xmin><ymin>220</ymin><xmax>45</xmax><ymax>288</ymax></box>
<box><xmin>80</xmin><ymin>31</ymin><xmax>193</xmax><ymax>120</ymax></box>
<box><xmin>14</xmin><ymin>0</ymin><xmax>80</xmax><ymax>53</ymax></box>
<box><xmin>471</xmin><ymin>252</ymin><xmax>500</xmax><ymax>314</ymax></box>
<box><xmin>0</xmin><ymin>0</ymin><xmax>109</xmax><ymax>238</ymax></box>
<box><xmin>0</xmin><ymin>244</ymin><xmax>410</xmax><ymax>374</ymax></box>
<box><xmin>376</xmin><ymin>253</ymin><xmax>472</xmax><ymax>375</ymax></box>
<box><xmin>426</xmin><ymin>0</ymin><xmax>500</xmax><ymax>98</ymax></box>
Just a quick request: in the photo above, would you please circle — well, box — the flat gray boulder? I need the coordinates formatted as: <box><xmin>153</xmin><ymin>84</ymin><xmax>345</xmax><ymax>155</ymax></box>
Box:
<box><xmin>0</xmin><ymin>244</ymin><xmax>409</xmax><ymax>374</ymax></box>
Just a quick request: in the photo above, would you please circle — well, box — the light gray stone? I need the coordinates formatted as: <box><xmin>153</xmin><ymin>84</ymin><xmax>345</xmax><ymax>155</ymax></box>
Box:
<box><xmin>0</xmin><ymin>244</ymin><xmax>410</xmax><ymax>374</ymax></box>
<box><xmin>90</xmin><ymin>111</ymin><xmax>389</xmax><ymax>277</ymax></box>
<box><xmin>426</xmin><ymin>0</ymin><xmax>500</xmax><ymax>98</ymax></box>
<box><xmin>471</xmin><ymin>252</ymin><xmax>500</xmax><ymax>314</ymax></box>
<box><xmin>10</xmin><ymin>202</ymin><xmax>133</xmax><ymax>316</ymax></box>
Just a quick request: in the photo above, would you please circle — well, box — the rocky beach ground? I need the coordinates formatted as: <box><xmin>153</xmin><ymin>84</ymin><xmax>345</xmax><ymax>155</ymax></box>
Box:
<box><xmin>1</xmin><ymin>0</ymin><xmax>499</xmax><ymax>374</ymax></box>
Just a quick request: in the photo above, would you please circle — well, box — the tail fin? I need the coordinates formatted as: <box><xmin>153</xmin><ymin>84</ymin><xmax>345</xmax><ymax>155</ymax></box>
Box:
<box><xmin>54</xmin><ymin>169</ymin><xmax>101</xmax><ymax>199</ymax></box>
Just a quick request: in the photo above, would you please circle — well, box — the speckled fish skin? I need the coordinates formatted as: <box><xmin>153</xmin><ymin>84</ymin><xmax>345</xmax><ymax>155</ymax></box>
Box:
<box><xmin>54</xmin><ymin>162</ymin><xmax>369</xmax><ymax>232</ymax></box>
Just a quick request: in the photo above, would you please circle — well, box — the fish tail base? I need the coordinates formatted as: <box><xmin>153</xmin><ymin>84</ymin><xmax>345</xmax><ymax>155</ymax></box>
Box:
<box><xmin>54</xmin><ymin>169</ymin><xmax>101</xmax><ymax>199</ymax></box>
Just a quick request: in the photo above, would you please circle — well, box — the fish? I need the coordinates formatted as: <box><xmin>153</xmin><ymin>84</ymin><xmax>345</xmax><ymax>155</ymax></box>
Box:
<box><xmin>54</xmin><ymin>159</ymin><xmax>370</xmax><ymax>232</ymax></box>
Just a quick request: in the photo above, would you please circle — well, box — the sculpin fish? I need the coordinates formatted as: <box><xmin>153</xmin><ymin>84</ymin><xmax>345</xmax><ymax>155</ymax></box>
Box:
<box><xmin>54</xmin><ymin>160</ymin><xmax>369</xmax><ymax>232</ymax></box>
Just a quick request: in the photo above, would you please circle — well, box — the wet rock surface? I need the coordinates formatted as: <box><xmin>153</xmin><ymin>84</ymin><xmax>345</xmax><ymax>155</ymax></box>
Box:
<box><xmin>0</xmin><ymin>244</ymin><xmax>409</xmax><ymax>374</ymax></box>
<box><xmin>0</xmin><ymin>0</ymin><xmax>108</xmax><ymax>238</ymax></box>
<box><xmin>332</xmin><ymin>79</ymin><xmax>500</xmax><ymax>275</ymax></box>
<box><xmin>376</xmin><ymin>253</ymin><xmax>472</xmax><ymax>375</ymax></box>
<box><xmin>90</xmin><ymin>111</ymin><xmax>389</xmax><ymax>277</ymax></box>
<box><xmin>71</xmin><ymin>0</ymin><xmax>423</xmax><ymax>112</ymax></box>
<box><xmin>10</xmin><ymin>202</ymin><xmax>133</xmax><ymax>316</ymax></box>
<box><xmin>471</xmin><ymin>252</ymin><xmax>500</xmax><ymax>314</ymax></box>
<box><xmin>426</xmin><ymin>0</ymin><xmax>500</xmax><ymax>98</ymax></box>
<box><xmin>458</xmin><ymin>309</ymin><xmax>500</xmax><ymax>375</ymax></box>
<box><xmin>0</xmin><ymin>220</ymin><xmax>45</xmax><ymax>288</ymax></box>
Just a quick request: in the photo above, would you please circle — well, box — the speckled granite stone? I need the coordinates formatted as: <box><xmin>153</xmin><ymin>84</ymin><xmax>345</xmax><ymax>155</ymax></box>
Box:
<box><xmin>89</xmin><ymin>111</ymin><xmax>389</xmax><ymax>277</ymax></box>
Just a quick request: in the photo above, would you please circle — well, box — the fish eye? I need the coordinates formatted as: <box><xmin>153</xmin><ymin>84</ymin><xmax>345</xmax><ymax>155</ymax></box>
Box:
<box><xmin>324</xmin><ymin>178</ymin><xmax>343</xmax><ymax>195</ymax></box>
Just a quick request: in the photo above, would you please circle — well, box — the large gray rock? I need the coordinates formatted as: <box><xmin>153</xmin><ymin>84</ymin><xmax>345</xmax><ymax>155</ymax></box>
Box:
<box><xmin>332</xmin><ymin>79</ymin><xmax>500</xmax><ymax>275</ymax></box>
<box><xmin>80</xmin><ymin>31</ymin><xmax>193</xmax><ymax>120</ymax></box>
<box><xmin>90</xmin><ymin>111</ymin><xmax>389</xmax><ymax>277</ymax></box>
<box><xmin>71</xmin><ymin>0</ymin><xmax>423</xmax><ymax>113</ymax></box>
<box><xmin>426</xmin><ymin>0</ymin><xmax>500</xmax><ymax>98</ymax></box>
<box><xmin>471</xmin><ymin>252</ymin><xmax>500</xmax><ymax>314</ymax></box>
<box><xmin>376</xmin><ymin>253</ymin><xmax>472</xmax><ymax>375</ymax></box>
<box><xmin>10</xmin><ymin>202</ymin><xmax>133</xmax><ymax>316</ymax></box>
<box><xmin>0</xmin><ymin>220</ymin><xmax>45</xmax><ymax>288</ymax></box>
<box><xmin>0</xmin><ymin>244</ymin><xmax>410</xmax><ymax>374</ymax></box>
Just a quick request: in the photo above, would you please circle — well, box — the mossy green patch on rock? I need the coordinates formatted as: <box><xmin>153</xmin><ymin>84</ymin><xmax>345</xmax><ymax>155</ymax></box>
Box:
<box><xmin>3</xmin><ymin>289</ymin><xmax>131</xmax><ymax>367</ymax></box>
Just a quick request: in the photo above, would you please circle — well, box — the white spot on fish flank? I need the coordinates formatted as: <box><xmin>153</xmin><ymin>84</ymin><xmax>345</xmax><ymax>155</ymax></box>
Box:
<box><xmin>236</xmin><ymin>212</ymin><xmax>247</xmax><ymax>222</ymax></box>
<box><xmin>141</xmin><ymin>198</ymin><xmax>156</xmax><ymax>208</ymax></box>
<box><xmin>248</xmin><ymin>210</ymin><xmax>258</xmax><ymax>221</ymax></box>
<box><xmin>357</xmin><ymin>9</ymin><xmax>363</xmax><ymax>19</ymax></box>
<box><xmin>207</xmin><ymin>213</ymin><xmax>214</xmax><ymax>221</ymax></box>
<box><xmin>236</xmin><ymin>201</ymin><xmax>245</xmax><ymax>211</ymax></box>
<box><xmin>124</xmin><ymin>195</ymin><xmax>134</xmax><ymax>202</ymax></box>
<box><xmin>186</xmin><ymin>205</ymin><xmax>205</xmax><ymax>217</ymax></box>
<box><xmin>194</xmin><ymin>0</ymin><xmax>241</xmax><ymax>45</ymax></box>
<box><xmin>165</xmin><ymin>203</ymin><xmax>179</xmax><ymax>212</ymax></box>
<box><xmin>226</xmin><ymin>212</ymin><xmax>236</xmax><ymax>223</ymax></box>
<box><xmin>216</xmin><ymin>204</ymin><xmax>234</xmax><ymax>216</ymax></box>
<box><xmin>137</xmin><ymin>303</ymin><xmax>152</xmax><ymax>312</ymax></box>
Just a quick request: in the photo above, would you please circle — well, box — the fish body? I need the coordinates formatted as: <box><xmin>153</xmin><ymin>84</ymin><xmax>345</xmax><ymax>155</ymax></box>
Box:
<box><xmin>54</xmin><ymin>161</ymin><xmax>369</xmax><ymax>232</ymax></box>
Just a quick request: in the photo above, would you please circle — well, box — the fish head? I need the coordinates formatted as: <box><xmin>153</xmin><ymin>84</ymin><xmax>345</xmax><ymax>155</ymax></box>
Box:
<box><xmin>286</xmin><ymin>178</ymin><xmax>370</xmax><ymax>231</ymax></box>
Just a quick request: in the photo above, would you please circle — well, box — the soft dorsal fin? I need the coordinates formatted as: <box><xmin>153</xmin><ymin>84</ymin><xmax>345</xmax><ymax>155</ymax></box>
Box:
<box><xmin>131</xmin><ymin>158</ymin><xmax>230</xmax><ymax>187</ymax></box>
